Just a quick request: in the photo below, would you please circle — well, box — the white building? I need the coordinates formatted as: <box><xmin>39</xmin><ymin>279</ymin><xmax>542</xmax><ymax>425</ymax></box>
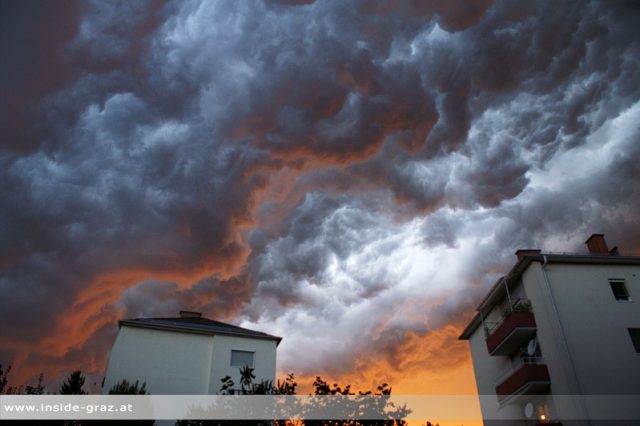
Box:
<box><xmin>459</xmin><ymin>234</ymin><xmax>640</xmax><ymax>425</ymax></box>
<box><xmin>103</xmin><ymin>310</ymin><xmax>281</xmax><ymax>395</ymax></box>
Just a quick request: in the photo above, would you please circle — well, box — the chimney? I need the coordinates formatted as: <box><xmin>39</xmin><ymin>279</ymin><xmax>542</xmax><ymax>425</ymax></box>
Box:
<box><xmin>585</xmin><ymin>234</ymin><xmax>609</xmax><ymax>255</ymax></box>
<box><xmin>179</xmin><ymin>310</ymin><xmax>202</xmax><ymax>318</ymax></box>
<box><xmin>515</xmin><ymin>249</ymin><xmax>541</xmax><ymax>261</ymax></box>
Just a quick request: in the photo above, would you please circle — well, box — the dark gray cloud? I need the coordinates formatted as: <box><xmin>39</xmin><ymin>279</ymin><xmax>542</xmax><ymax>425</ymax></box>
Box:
<box><xmin>0</xmin><ymin>0</ymin><xmax>638</xmax><ymax>389</ymax></box>
<box><xmin>0</xmin><ymin>0</ymin><xmax>82</xmax><ymax>152</ymax></box>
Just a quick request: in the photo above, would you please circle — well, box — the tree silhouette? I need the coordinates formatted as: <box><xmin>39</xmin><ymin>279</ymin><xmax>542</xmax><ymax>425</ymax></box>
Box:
<box><xmin>108</xmin><ymin>379</ymin><xmax>148</xmax><ymax>395</ymax></box>
<box><xmin>0</xmin><ymin>363</ymin><xmax>436</xmax><ymax>426</ymax></box>
<box><xmin>0</xmin><ymin>363</ymin><xmax>15</xmax><ymax>394</ymax></box>
<box><xmin>177</xmin><ymin>371</ymin><xmax>413</xmax><ymax>426</ymax></box>
<box><xmin>274</xmin><ymin>373</ymin><xmax>297</xmax><ymax>395</ymax></box>
<box><xmin>240</xmin><ymin>366</ymin><xmax>256</xmax><ymax>392</ymax></box>
<box><xmin>25</xmin><ymin>373</ymin><xmax>45</xmax><ymax>395</ymax></box>
<box><xmin>60</xmin><ymin>370</ymin><xmax>87</xmax><ymax>395</ymax></box>
<box><xmin>104</xmin><ymin>379</ymin><xmax>154</xmax><ymax>426</ymax></box>
<box><xmin>306</xmin><ymin>377</ymin><xmax>409</xmax><ymax>426</ymax></box>
<box><xmin>0</xmin><ymin>364</ymin><xmax>43</xmax><ymax>395</ymax></box>
<box><xmin>219</xmin><ymin>367</ymin><xmax>277</xmax><ymax>396</ymax></box>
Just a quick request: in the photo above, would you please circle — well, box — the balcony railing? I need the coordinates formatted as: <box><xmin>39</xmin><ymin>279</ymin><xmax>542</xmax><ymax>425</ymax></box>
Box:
<box><xmin>483</xmin><ymin>298</ymin><xmax>533</xmax><ymax>335</ymax></box>
<box><xmin>486</xmin><ymin>311</ymin><xmax>537</xmax><ymax>355</ymax></box>
<box><xmin>495</xmin><ymin>357</ymin><xmax>550</xmax><ymax>402</ymax></box>
<box><xmin>485</xmin><ymin>299</ymin><xmax>537</xmax><ymax>356</ymax></box>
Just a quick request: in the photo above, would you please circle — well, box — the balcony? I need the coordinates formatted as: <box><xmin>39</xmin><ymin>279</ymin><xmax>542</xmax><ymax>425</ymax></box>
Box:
<box><xmin>486</xmin><ymin>310</ymin><xmax>537</xmax><ymax>355</ymax></box>
<box><xmin>495</xmin><ymin>358</ymin><xmax>550</xmax><ymax>402</ymax></box>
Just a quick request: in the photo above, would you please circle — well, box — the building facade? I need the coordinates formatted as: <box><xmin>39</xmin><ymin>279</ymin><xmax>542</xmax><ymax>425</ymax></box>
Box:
<box><xmin>460</xmin><ymin>235</ymin><xmax>640</xmax><ymax>425</ymax></box>
<box><xmin>103</xmin><ymin>310</ymin><xmax>281</xmax><ymax>395</ymax></box>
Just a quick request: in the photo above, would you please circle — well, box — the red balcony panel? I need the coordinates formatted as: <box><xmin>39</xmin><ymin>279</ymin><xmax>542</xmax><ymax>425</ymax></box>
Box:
<box><xmin>496</xmin><ymin>364</ymin><xmax>550</xmax><ymax>401</ymax></box>
<box><xmin>486</xmin><ymin>311</ymin><xmax>537</xmax><ymax>355</ymax></box>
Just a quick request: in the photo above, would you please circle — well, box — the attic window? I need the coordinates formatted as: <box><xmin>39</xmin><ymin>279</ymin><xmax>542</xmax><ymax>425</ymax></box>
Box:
<box><xmin>609</xmin><ymin>280</ymin><xmax>631</xmax><ymax>301</ymax></box>
<box><xmin>230</xmin><ymin>350</ymin><xmax>254</xmax><ymax>368</ymax></box>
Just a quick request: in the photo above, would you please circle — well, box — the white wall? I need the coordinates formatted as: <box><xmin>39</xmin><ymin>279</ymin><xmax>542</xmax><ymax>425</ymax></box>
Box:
<box><xmin>103</xmin><ymin>326</ymin><xmax>277</xmax><ymax>395</ymax></box>
<box><xmin>503</xmin><ymin>261</ymin><xmax>640</xmax><ymax>423</ymax></box>
<box><xmin>208</xmin><ymin>334</ymin><xmax>277</xmax><ymax>393</ymax></box>
<box><xmin>103</xmin><ymin>326</ymin><xmax>214</xmax><ymax>394</ymax></box>
<box><xmin>522</xmin><ymin>263</ymin><xmax>584</xmax><ymax>421</ymax></box>
<box><xmin>535</xmin><ymin>262</ymin><xmax>640</xmax><ymax>394</ymax></box>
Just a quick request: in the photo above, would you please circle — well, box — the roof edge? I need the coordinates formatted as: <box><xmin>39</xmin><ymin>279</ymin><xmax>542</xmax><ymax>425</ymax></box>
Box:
<box><xmin>458</xmin><ymin>312</ymin><xmax>482</xmax><ymax>340</ymax></box>
<box><xmin>459</xmin><ymin>252</ymin><xmax>640</xmax><ymax>339</ymax></box>
<box><xmin>119</xmin><ymin>319</ymin><xmax>283</xmax><ymax>345</ymax></box>
<box><xmin>477</xmin><ymin>253</ymin><xmax>640</xmax><ymax>313</ymax></box>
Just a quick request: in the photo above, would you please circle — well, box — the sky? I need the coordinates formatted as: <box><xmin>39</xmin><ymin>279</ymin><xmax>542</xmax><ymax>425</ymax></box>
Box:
<box><xmin>1</xmin><ymin>0</ymin><xmax>639</xmax><ymax>407</ymax></box>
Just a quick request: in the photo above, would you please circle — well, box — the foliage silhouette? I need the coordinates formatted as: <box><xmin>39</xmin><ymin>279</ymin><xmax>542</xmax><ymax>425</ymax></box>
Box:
<box><xmin>177</xmin><ymin>370</ymin><xmax>411</xmax><ymax>426</ymax></box>
<box><xmin>108</xmin><ymin>379</ymin><xmax>149</xmax><ymax>395</ymax></box>
<box><xmin>25</xmin><ymin>373</ymin><xmax>45</xmax><ymax>395</ymax></box>
<box><xmin>0</xmin><ymin>364</ymin><xmax>438</xmax><ymax>426</ymax></box>
<box><xmin>60</xmin><ymin>370</ymin><xmax>87</xmax><ymax>395</ymax></box>
<box><xmin>0</xmin><ymin>363</ymin><xmax>17</xmax><ymax>394</ymax></box>
<box><xmin>104</xmin><ymin>379</ymin><xmax>155</xmax><ymax>426</ymax></box>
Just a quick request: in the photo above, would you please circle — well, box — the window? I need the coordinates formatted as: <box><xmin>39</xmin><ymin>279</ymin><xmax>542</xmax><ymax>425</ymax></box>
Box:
<box><xmin>230</xmin><ymin>350</ymin><xmax>254</xmax><ymax>367</ymax></box>
<box><xmin>609</xmin><ymin>280</ymin><xmax>630</xmax><ymax>301</ymax></box>
<box><xmin>628</xmin><ymin>329</ymin><xmax>640</xmax><ymax>353</ymax></box>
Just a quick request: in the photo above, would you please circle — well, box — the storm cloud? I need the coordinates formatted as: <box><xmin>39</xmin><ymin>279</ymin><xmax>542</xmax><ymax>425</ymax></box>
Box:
<box><xmin>1</xmin><ymin>0</ymin><xmax>639</xmax><ymax>391</ymax></box>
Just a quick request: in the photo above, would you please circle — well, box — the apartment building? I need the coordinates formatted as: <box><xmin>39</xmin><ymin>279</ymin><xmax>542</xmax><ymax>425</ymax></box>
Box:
<box><xmin>459</xmin><ymin>234</ymin><xmax>640</xmax><ymax>425</ymax></box>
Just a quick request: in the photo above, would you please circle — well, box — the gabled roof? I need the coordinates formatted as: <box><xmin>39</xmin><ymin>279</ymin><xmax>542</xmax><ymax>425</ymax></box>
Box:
<box><xmin>119</xmin><ymin>316</ymin><xmax>282</xmax><ymax>346</ymax></box>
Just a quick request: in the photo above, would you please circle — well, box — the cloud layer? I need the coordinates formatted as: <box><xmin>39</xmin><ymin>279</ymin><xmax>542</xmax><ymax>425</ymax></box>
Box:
<box><xmin>1</xmin><ymin>0</ymin><xmax>639</xmax><ymax>391</ymax></box>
